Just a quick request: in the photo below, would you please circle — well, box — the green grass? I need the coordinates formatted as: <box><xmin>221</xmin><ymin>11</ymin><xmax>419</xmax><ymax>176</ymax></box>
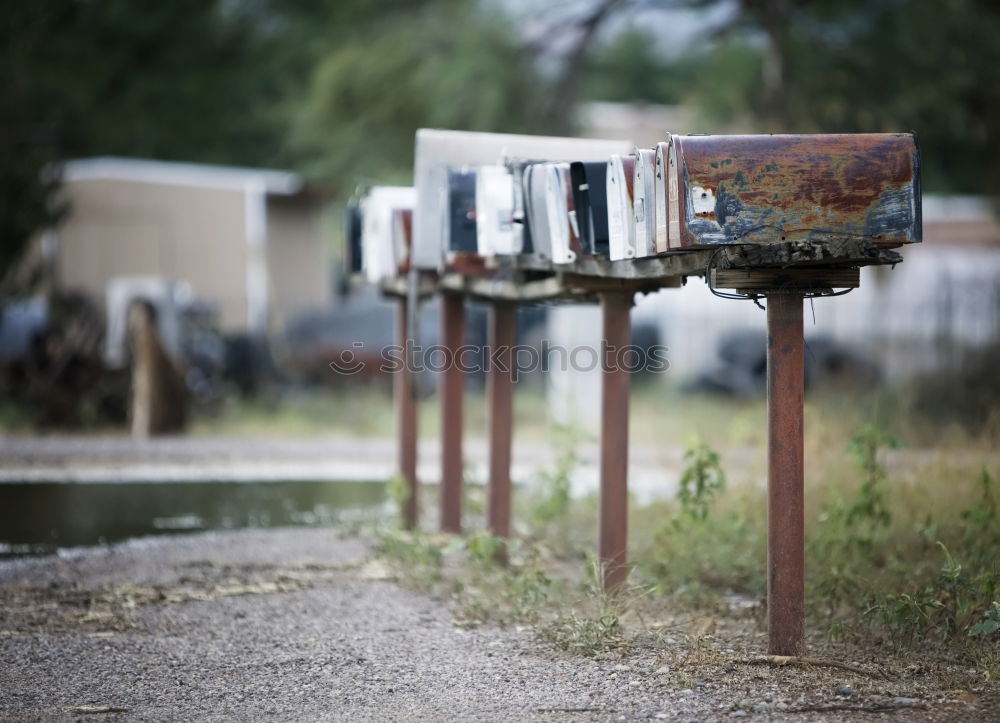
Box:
<box><xmin>372</xmin><ymin>405</ymin><xmax>1000</xmax><ymax>685</ymax></box>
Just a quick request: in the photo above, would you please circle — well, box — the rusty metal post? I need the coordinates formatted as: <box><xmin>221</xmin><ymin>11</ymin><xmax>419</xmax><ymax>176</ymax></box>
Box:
<box><xmin>599</xmin><ymin>293</ymin><xmax>632</xmax><ymax>592</ymax></box>
<box><xmin>486</xmin><ymin>303</ymin><xmax>516</xmax><ymax>542</ymax></box>
<box><xmin>395</xmin><ymin>298</ymin><xmax>418</xmax><ymax>530</ymax></box>
<box><xmin>439</xmin><ymin>292</ymin><xmax>465</xmax><ymax>534</ymax></box>
<box><xmin>766</xmin><ymin>292</ymin><xmax>805</xmax><ymax>656</ymax></box>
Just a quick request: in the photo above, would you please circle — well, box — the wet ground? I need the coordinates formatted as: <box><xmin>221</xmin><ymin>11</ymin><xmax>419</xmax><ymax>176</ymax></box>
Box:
<box><xmin>0</xmin><ymin>480</ymin><xmax>386</xmax><ymax>555</ymax></box>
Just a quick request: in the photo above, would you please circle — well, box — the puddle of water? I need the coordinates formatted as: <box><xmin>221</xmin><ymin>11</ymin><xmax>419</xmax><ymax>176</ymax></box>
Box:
<box><xmin>0</xmin><ymin>480</ymin><xmax>388</xmax><ymax>557</ymax></box>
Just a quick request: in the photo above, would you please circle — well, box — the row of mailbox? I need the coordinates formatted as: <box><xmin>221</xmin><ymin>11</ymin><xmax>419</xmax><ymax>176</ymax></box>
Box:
<box><xmin>349</xmin><ymin>130</ymin><xmax>921</xmax><ymax>282</ymax></box>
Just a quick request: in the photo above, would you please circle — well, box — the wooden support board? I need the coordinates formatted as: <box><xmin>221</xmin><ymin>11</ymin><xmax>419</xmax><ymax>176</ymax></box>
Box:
<box><xmin>380</xmin><ymin>238</ymin><xmax>898</xmax><ymax>303</ymax></box>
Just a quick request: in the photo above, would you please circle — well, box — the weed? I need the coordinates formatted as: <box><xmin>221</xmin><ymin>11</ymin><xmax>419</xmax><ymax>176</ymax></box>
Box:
<box><xmin>466</xmin><ymin>532</ymin><xmax>506</xmax><ymax>567</ymax></box>
<box><xmin>639</xmin><ymin>440</ymin><xmax>761</xmax><ymax>606</ymax></box>
<box><xmin>374</xmin><ymin>531</ymin><xmax>444</xmax><ymax>588</ymax></box>
<box><xmin>968</xmin><ymin>602</ymin><xmax>1000</xmax><ymax>638</ymax></box>
<box><xmin>676</xmin><ymin>440</ymin><xmax>726</xmax><ymax>522</ymax></box>
<box><xmin>844</xmin><ymin>424</ymin><xmax>900</xmax><ymax>531</ymax></box>
<box><xmin>962</xmin><ymin>468</ymin><xmax>999</xmax><ymax>557</ymax></box>
<box><xmin>529</xmin><ymin>445</ymin><xmax>575</xmax><ymax>530</ymax></box>
<box><xmin>868</xmin><ymin>542</ymin><xmax>999</xmax><ymax>640</ymax></box>
<box><xmin>385</xmin><ymin>475</ymin><xmax>410</xmax><ymax>527</ymax></box>
<box><xmin>541</xmin><ymin>591</ymin><xmax>629</xmax><ymax>658</ymax></box>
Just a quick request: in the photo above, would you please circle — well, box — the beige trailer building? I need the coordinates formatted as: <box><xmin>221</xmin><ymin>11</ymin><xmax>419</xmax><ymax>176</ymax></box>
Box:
<box><xmin>50</xmin><ymin>157</ymin><xmax>332</xmax><ymax>333</ymax></box>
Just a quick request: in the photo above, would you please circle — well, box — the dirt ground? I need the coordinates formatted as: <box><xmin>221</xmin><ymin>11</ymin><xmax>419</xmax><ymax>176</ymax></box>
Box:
<box><xmin>1</xmin><ymin>528</ymin><xmax>996</xmax><ymax>722</ymax></box>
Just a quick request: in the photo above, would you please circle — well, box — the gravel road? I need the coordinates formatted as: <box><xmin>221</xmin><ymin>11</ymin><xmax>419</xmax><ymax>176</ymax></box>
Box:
<box><xmin>0</xmin><ymin>528</ymin><xmax>990</xmax><ymax>722</ymax></box>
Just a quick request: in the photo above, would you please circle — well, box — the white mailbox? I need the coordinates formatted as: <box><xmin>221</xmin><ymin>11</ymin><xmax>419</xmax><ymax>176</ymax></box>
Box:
<box><xmin>475</xmin><ymin>166</ymin><xmax>517</xmax><ymax>256</ymax></box>
<box><xmin>413</xmin><ymin>129</ymin><xmax>631</xmax><ymax>269</ymax></box>
<box><xmin>545</xmin><ymin>163</ymin><xmax>582</xmax><ymax>265</ymax></box>
<box><xmin>524</xmin><ymin>162</ymin><xmax>553</xmax><ymax>260</ymax></box>
<box><xmin>653</xmin><ymin>139</ymin><xmax>672</xmax><ymax>253</ymax></box>
<box><xmin>361</xmin><ymin>186</ymin><xmax>416</xmax><ymax>282</ymax></box>
<box><xmin>632</xmin><ymin>147</ymin><xmax>657</xmax><ymax>258</ymax></box>
<box><xmin>606</xmin><ymin>154</ymin><xmax>636</xmax><ymax>261</ymax></box>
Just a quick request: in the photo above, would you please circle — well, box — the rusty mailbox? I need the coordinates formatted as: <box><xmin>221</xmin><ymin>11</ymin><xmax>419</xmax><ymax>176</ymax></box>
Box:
<box><xmin>663</xmin><ymin>133</ymin><xmax>921</xmax><ymax>248</ymax></box>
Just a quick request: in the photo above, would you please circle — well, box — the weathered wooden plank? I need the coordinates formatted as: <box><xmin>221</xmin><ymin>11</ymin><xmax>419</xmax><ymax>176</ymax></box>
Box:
<box><xmin>499</xmin><ymin>239</ymin><xmax>898</xmax><ymax>281</ymax></box>
<box><xmin>712</xmin><ymin>267</ymin><xmax>860</xmax><ymax>291</ymax></box>
<box><xmin>381</xmin><ymin>239</ymin><xmax>898</xmax><ymax>302</ymax></box>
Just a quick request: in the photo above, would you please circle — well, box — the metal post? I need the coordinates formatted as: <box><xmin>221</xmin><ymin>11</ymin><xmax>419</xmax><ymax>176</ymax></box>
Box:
<box><xmin>439</xmin><ymin>292</ymin><xmax>465</xmax><ymax>534</ymax></box>
<box><xmin>486</xmin><ymin>303</ymin><xmax>516</xmax><ymax>542</ymax></box>
<box><xmin>599</xmin><ymin>293</ymin><xmax>632</xmax><ymax>592</ymax></box>
<box><xmin>766</xmin><ymin>292</ymin><xmax>805</xmax><ymax>655</ymax></box>
<box><xmin>395</xmin><ymin>298</ymin><xmax>418</xmax><ymax>530</ymax></box>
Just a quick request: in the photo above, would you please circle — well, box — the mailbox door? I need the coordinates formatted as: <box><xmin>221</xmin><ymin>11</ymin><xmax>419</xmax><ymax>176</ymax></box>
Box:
<box><xmin>392</xmin><ymin>208</ymin><xmax>413</xmax><ymax>274</ymax></box>
<box><xmin>525</xmin><ymin>163</ymin><xmax>553</xmax><ymax>260</ymax></box>
<box><xmin>509</xmin><ymin>159</ymin><xmax>537</xmax><ymax>255</ymax></box>
<box><xmin>606</xmin><ymin>154</ymin><xmax>636</xmax><ymax>261</ymax></box>
<box><xmin>669</xmin><ymin>133</ymin><xmax>921</xmax><ymax>247</ymax></box>
<box><xmin>570</xmin><ymin>161</ymin><xmax>610</xmax><ymax>257</ymax></box>
<box><xmin>653</xmin><ymin>140</ymin><xmax>671</xmax><ymax>253</ymax></box>
<box><xmin>476</xmin><ymin>166</ymin><xmax>517</xmax><ymax>256</ymax></box>
<box><xmin>545</xmin><ymin>163</ymin><xmax>580</xmax><ymax>265</ymax></box>
<box><xmin>667</xmin><ymin>139</ymin><xmax>682</xmax><ymax>249</ymax></box>
<box><xmin>447</xmin><ymin>169</ymin><xmax>478</xmax><ymax>253</ymax></box>
<box><xmin>345</xmin><ymin>203</ymin><xmax>363</xmax><ymax>274</ymax></box>
<box><xmin>633</xmin><ymin>148</ymin><xmax>657</xmax><ymax>257</ymax></box>
<box><xmin>361</xmin><ymin>186</ymin><xmax>415</xmax><ymax>282</ymax></box>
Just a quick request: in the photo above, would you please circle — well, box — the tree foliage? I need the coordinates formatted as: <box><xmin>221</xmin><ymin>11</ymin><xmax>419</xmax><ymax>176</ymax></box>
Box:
<box><xmin>289</xmin><ymin>3</ymin><xmax>549</xmax><ymax>188</ymax></box>
<box><xmin>3</xmin><ymin>0</ymin><xmax>998</xmax><ymax>283</ymax></box>
<box><xmin>1</xmin><ymin>0</ymin><xmax>285</xmax><ymax>282</ymax></box>
<box><xmin>583</xmin><ymin>0</ymin><xmax>1000</xmax><ymax>195</ymax></box>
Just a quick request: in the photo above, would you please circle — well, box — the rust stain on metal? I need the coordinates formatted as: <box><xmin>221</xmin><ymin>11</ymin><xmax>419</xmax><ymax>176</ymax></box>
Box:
<box><xmin>669</xmin><ymin>134</ymin><xmax>921</xmax><ymax>248</ymax></box>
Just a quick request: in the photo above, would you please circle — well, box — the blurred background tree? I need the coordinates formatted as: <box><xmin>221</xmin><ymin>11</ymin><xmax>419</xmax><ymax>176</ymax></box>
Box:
<box><xmin>3</xmin><ymin>0</ymin><xmax>999</xmax><ymax>284</ymax></box>
<box><xmin>289</xmin><ymin>2</ymin><xmax>549</xmax><ymax>188</ymax></box>
<box><xmin>588</xmin><ymin>0</ymin><xmax>1000</xmax><ymax>195</ymax></box>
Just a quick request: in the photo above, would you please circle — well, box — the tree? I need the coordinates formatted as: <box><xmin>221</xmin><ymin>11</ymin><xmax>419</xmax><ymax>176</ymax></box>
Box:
<box><xmin>288</xmin><ymin>2</ymin><xmax>550</xmax><ymax>189</ymax></box>
<box><xmin>623</xmin><ymin>0</ymin><xmax>1000</xmax><ymax>195</ymax></box>
<box><xmin>0</xmin><ymin>0</ymin><xmax>286</xmax><ymax>285</ymax></box>
<box><xmin>582</xmin><ymin>28</ymin><xmax>697</xmax><ymax>105</ymax></box>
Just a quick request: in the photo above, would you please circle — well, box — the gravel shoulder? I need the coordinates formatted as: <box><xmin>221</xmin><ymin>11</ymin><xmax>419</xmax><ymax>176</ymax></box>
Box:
<box><xmin>0</xmin><ymin>527</ymin><xmax>993</xmax><ymax>722</ymax></box>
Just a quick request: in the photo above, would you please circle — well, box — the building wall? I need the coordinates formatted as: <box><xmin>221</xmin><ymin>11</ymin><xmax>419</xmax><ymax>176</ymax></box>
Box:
<box><xmin>56</xmin><ymin>179</ymin><xmax>250</xmax><ymax>330</ymax></box>
<box><xmin>265</xmin><ymin>197</ymin><xmax>332</xmax><ymax>329</ymax></box>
